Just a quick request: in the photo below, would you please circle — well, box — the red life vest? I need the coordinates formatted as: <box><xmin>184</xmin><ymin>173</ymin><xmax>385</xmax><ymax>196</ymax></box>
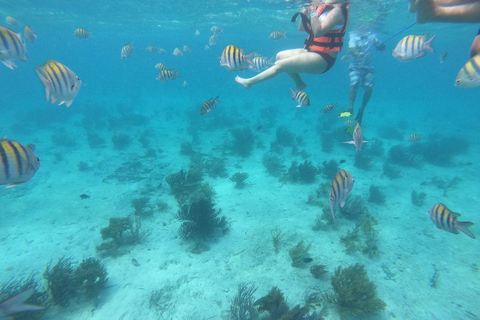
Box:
<box><xmin>304</xmin><ymin>4</ymin><xmax>349</xmax><ymax>53</ymax></box>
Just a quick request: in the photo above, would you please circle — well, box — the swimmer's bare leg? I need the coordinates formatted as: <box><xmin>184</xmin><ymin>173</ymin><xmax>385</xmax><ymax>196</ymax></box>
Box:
<box><xmin>288</xmin><ymin>73</ymin><xmax>307</xmax><ymax>90</ymax></box>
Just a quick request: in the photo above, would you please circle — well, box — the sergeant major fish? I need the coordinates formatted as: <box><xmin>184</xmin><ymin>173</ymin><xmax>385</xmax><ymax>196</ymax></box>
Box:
<box><xmin>428</xmin><ymin>203</ymin><xmax>475</xmax><ymax>239</ymax></box>
<box><xmin>173</xmin><ymin>48</ymin><xmax>183</xmax><ymax>56</ymax></box>
<box><xmin>121</xmin><ymin>42</ymin><xmax>134</xmax><ymax>59</ymax></box>
<box><xmin>329</xmin><ymin>169</ymin><xmax>354</xmax><ymax>223</ymax></box>
<box><xmin>269</xmin><ymin>31</ymin><xmax>286</xmax><ymax>40</ymax></box>
<box><xmin>5</xmin><ymin>16</ymin><xmax>18</xmax><ymax>26</ymax></box>
<box><xmin>343</xmin><ymin>123</ymin><xmax>369</xmax><ymax>151</ymax></box>
<box><xmin>156</xmin><ymin>69</ymin><xmax>180</xmax><ymax>82</ymax></box>
<box><xmin>24</xmin><ymin>26</ymin><xmax>37</xmax><ymax>43</ymax></box>
<box><xmin>249</xmin><ymin>57</ymin><xmax>274</xmax><ymax>72</ymax></box>
<box><xmin>201</xmin><ymin>96</ymin><xmax>220</xmax><ymax>115</ymax></box>
<box><xmin>455</xmin><ymin>54</ymin><xmax>480</xmax><ymax>88</ymax></box>
<box><xmin>35</xmin><ymin>60</ymin><xmax>82</xmax><ymax>107</ymax></box>
<box><xmin>220</xmin><ymin>45</ymin><xmax>254</xmax><ymax>71</ymax></box>
<box><xmin>0</xmin><ymin>25</ymin><xmax>28</xmax><ymax>69</ymax></box>
<box><xmin>73</xmin><ymin>28</ymin><xmax>91</xmax><ymax>39</ymax></box>
<box><xmin>0</xmin><ymin>139</ymin><xmax>41</xmax><ymax>188</ymax></box>
<box><xmin>392</xmin><ymin>34</ymin><xmax>435</xmax><ymax>62</ymax></box>
<box><xmin>290</xmin><ymin>88</ymin><xmax>310</xmax><ymax>108</ymax></box>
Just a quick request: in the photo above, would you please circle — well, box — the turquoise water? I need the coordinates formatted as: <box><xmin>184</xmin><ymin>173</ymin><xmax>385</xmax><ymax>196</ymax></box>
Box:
<box><xmin>1</xmin><ymin>1</ymin><xmax>479</xmax><ymax>319</ymax></box>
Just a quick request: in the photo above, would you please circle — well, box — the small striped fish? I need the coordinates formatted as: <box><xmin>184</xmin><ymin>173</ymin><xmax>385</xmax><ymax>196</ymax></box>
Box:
<box><xmin>121</xmin><ymin>42</ymin><xmax>134</xmax><ymax>59</ymax></box>
<box><xmin>35</xmin><ymin>60</ymin><xmax>82</xmax><ymax>107</ymax></box>
<box><xmin>6</xmin><ymin>16</ymin><xmax>18</xmax><ymax>26</ymax></box>
<box><xmin>269</xmin><ymin>31</ymin><xmax>286</xmax><ymax>40</ymax></box>
<box><xmin>323</xmin><ymin>103</ymin><xmax>337</xmax><ymax>114</ymax></box>
<box><xmin>201</xmin><ymin>96</ymin><xmax>220</xmax><ymax>116</ymax></box>
<box><xmin>146</xmin><ymin>46</ymin><xmax>158</xmax><ymax>53</ymax></box>
<box><xmin>183</xmin><ymin>45</ymin><xmax>191</xmax><ymax>53</ymax></box>
<box><xmin>24</xmin><ymin>25</ymin><xmax>37</xmax><ymax>43</ymax></box>
<box><xmin>392</xmin><ymin>34</ymin><xmax>435</xmax><ymax>62</ymax></box>
<box><xmin>156</xmin><ymin>69</ymin><xmax>180</xmax><ymax>82</ymax></box>
<box><xmin>343</xmin><ymin>123</ymin><xmax>369</xmax><ymax>151</ymax></box>
<box><xmin>0</xmin><ymin>25</ymin><xmax>28</xmax><ymax>70</ymax></box>
<box><xmin>408</xmin><ymin>134</ymin><xmax>422</xmax><ymax>142</ymax></box>
<box><xmin>73</xmin><ymin>28</ymin><xmax>91</xmax><ymax>39</ymax></box>
<box><xmin>154</xmin><ymin>62</ymin><xmax>167</xmax><ymax>70</ymax></box>
<box><xmin>429</xmin><ymin>203</ymin><xmax>475</xmax><ymax>239</ymax></box>
<box><xmin>0</xmin><ymin>139</ymin><xmax>41</xmax><ymax>188</ymax></box>
<box><xmin>220</xmin><ymin>45</ymin><xmax>253</xmax><ymax>71</ymax></box>
<box><xmin>344</xmin><ymin>119</ymin><xmax>357</xmax><ymax>127</ymax></box>
<box><xmin>290</xmin><ymin>88</ymin><xmax>310</xmax><ymax>108</ymax></box>
<box><xmin>157</xmin><ymin>48</ymin><xmax>166</xmax><ymax>54</ymax></box>
<box><xmin>173</xmin><ymin>48</ymin><xmax>183</xmax><ymax>56</ymax></box>
<box><xmin>249</xmin><ymin>57</ymin><xmax>274</xmax><ymax>72</ymax></box>
<box><xmin>210</xmin><ymin>26</ymin><xmax>223</xmax><ymax>34</ymax></box>
<box><xmin>329</xmin><ymin>169</ymin><xmax>354</xmax><ymax>223</ymax></box>
<box><xmin>455</xmin><ymin>54</ymin><xmax>480</xmax><ymax>88</ymax></box>
<box><xmin>209</xmin><ymin>34</ymin><xmax>218</xmax><ymax>46</ymax></box>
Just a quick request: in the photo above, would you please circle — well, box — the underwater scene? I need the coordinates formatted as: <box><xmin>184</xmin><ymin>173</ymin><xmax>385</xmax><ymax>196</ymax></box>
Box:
<box><xmin>1</xmin><ymin>0</ymin><xmax>479</xmax><ymax>319</ymax></box>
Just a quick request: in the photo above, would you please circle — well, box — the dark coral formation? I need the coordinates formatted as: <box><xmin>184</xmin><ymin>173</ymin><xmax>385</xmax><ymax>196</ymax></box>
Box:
<box><xmin>387</xmin><ymin>145</ymin><xmax>422</xmax><ymax>167</ymax></box>
<box><xmin>325</xmin><ymin>264</ymin><xmax>386</xmax><ymax>319</ymax></box>
<box><xmin>231</xmin><ymin>126</ymin><xmax>255</xmax><ymax>157</ymax></box>
<box><xmin>229</xmin><ymin>283</ymin><xmax>259</xmax><ymax>320</ymax></box>
<box><xmin>74</xmin><ymin>258</ymin><xmax>108</xmax><ymax>299</ymax></box>
<box><xmin>340</xmin><ymin>213</ymin><xmax>379</xmax><ymax>257</ymax></box>
<box><xmin>320</xmin><ymin>160</ymin><xmax>339</xmax><ymax>179</ymax></box>
<box><xmin>176</xmin><ymin>196</ymin><xmax>229</xmax><ymax>243</ymax></box>
<box><xmin>275</xmin><ymin>126</ymin><xmax>296</xmax><ymax>148</ymax></box>
<box><xmin>284</xmin><ymin>161</ymin><xmax>318</xmax><ymax>184</ymax></box>
<box><xmin>262</xmin><ymin>152</ymin><xmax>286</xmax><ymax>177</ymax></box>
<box><xmin>96</xmin><ymin>215</ymin><xmax>143</xmax><ymax>256</ymax></box>
<box><xmin>368</xmin><ymin>185</ymin><xmax>386</xmax><ymax>204</ymax></box>
<box><xmin>43</xmin><ymin>257</ymin><xmax>76</xmax><ymax>306</ymax></box>
<box><xmin>411</xmin><ymin>190</ymin><xmax>427</xmax><ymax>207</ymax></box>
<box><xmin>230</xmin><ymin>172</ymin><xmax>249</xmax><ymax>189</ymax></box>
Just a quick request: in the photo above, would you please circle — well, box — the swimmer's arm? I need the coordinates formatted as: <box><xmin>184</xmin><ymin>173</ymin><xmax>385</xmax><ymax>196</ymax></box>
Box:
<box><xmin>410</xmin><ymin>0</ymin><xmax>480</xmax><ymax>23</ymax></box>
<box><xmin>311</xmin><ymin>6</ymin><xmax>345</xmax><ymax>37</ymax></box>
<box><xmin>433</xmin><ymin>2</ymin><xmax>480</xmax><ymax>22</ymax></box>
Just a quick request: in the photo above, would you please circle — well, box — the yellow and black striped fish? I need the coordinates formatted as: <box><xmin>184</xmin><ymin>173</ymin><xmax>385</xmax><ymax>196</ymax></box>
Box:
<box><xmin>146</xmin><ymin>46</ymin><xmax>158</xmax><ymax>53</ymax></box>
<box><xmin>35</xmin><ymin>60</ymin><xmax>82</xmax><ymax>108</ymax></box>
<box><xmin>156</xmin><ymin>69</ymin><xmax>180</xmax><ymax>82</ymax></box>
<box><xmin>249</xmin><ymin>57</ymin><xmax>273</xmax><ymax>72</ymax></box>
<box><xmin>121</xmin><ymin>42</ymin><xmax>134</xmax><ymax>59</ymax></box>
<box><xmin>24</xmin><ymin>25</ymin><xmax>37</xmax><ymax>43</ymax></box>
<box><xmin>73</xmin><ymin>28</ymin><xmax>91</xmax><ymax>39</ymax></box>
<box><xmin>455</xmin><ymin>54</ymin><xmax>480</xmax><ymax>88</ymax></box>
<box><xmin>0</xmin><ymin>139</ymin><xmax>41</xmax><ymax>188</ymax></box>
<box><xmin>290</xmin><ymin>88</ymin><xmax>310</xmax><ymax>108</ymax></box>
<box><xmin>323</xmin><ymin>103</ymin><xmax>337</xmax><ymax>114</ymax></box>
<box><xmin>0</xmin><ymin>25</ymin><xmax>28</xmax><ymax>70</ymax></box>
<box><xmin>329</xmin><ymin>169</ymin><xmax>354</xmax><ymax>223</ymax></box>
<box><xmin>154</xmin><ymin>62</ymin><xmax>167</xmax><ymax>70</ymax></box>
<box><xmin>408</xmin><ymin>134</ymin><xmax>422</xmax><ymax>142</ymax></box>
<box><xmin>6</xmin><ymin>16</ymin><xmax>18</xmax><ymax>26</ymax></box>
<box><xmin>201</xmin><ymin>96</ymin><xmax>220</xmax><ymax>116</ymax></box>
<box><xmin>428</xmin><ymin>203</ymin><xmax>475</xmax><ymax>239</ymax></box>
<box><xmin>220</xmin><ymin>45</ymin><xmax>253</xmax><ymax>71</ymax></box>
<box><xmin>269</xmin><ymin>31</ymin><xmax>286</xmax><ymax>40</ymax></box>
<box><xmin>392</xmin><ymin>34</ymin><xmax>435</xmax><ymax>62</ymax></box>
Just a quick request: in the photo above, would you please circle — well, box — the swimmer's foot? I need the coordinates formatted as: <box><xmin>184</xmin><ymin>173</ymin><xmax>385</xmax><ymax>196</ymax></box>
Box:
<box><xmin>296</xmin><ymin>80</ymin><xmax>307</xmax><ymax>91</ymax></box>
<box><xmin>235</xmin><ymin>76</ymin><xmax>251</xmax><ymax>89</ymax></box>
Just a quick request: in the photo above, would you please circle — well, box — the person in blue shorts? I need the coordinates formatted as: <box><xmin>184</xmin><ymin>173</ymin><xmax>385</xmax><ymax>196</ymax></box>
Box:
<box><xmin>342</xmin><ymin>30</ymin><xmax>385</xmax><ymax>125</ymax></box>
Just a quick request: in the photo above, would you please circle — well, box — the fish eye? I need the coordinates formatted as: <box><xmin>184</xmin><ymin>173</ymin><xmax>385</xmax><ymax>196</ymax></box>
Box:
<box><xmin>71</xmin><ymin>84</ymin><xmax>75</xmax><ymax>90</ymax></box>
<box><xmin>36</xmin><ymin>157</ymin><xmax>40</xmax><ymax>162</ymax></box>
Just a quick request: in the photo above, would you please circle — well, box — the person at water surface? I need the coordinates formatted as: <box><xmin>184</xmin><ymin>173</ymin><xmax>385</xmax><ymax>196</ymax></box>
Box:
<box><xmin>235</xmin><ymin>0</ymin><xmax>349</xmax><ymax>90</ymax></box>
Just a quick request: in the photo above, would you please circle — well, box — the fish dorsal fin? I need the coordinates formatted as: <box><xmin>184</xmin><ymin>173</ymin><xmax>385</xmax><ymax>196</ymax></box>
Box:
<box><xmin>451</xmin><ymin>211</ymin><xmax>461</xmax><ymax>218</ymax></box>
<box><xmin>27</xmin><ymin>143</ymin><xmax>36</xmax><ymax>152</ymax></box>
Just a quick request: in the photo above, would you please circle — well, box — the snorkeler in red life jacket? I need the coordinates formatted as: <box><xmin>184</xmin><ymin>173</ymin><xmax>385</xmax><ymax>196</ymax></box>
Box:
<box><xmin>236</xmin><ymin>1</ymin><xmax>348</xmax><ymax>89</ymax></box>
<box><xmin>298</xmin><ymin>2</ymin><xmax>349</xmax><ymax>72</ymax></box>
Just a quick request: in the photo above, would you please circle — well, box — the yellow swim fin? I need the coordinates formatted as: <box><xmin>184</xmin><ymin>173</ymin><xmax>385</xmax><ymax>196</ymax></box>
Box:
<box><xmin>338</xmin><ymin>111</ymin><xmax>352</xmax><ymax>118</ymax></box>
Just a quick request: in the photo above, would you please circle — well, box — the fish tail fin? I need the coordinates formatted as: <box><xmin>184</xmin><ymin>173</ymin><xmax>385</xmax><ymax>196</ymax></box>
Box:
<box><xmin>455</xmin><ymin>221</ymin><xmax>476</xmax><ymax>239</ymax></box>
<box><xmin>425</xmin><ymin>34</ymin><xmax>436</xmax><ymax>53</ymax></box>
<box><xmin>330</xmin><ymin>206</ymin><xmax>336</xmax><ymax>224</ymax></box>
